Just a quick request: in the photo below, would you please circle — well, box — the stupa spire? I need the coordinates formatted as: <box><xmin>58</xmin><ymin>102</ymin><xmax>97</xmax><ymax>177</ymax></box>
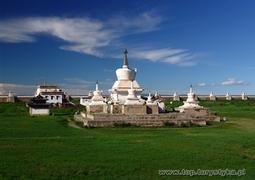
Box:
<box><xmin>96</xmin><ymin>80</ymin><xmax>99</xmax><ymax>91</ymax></box>
<box><xmin>189</xmin><ymin>85</ymin><xmax>193</xmax><ymax>93</ymax></box>
<box><xmin>123</xmin><ymin>49</ymin><xmax>129</xmax><ymax>68</ymax></box>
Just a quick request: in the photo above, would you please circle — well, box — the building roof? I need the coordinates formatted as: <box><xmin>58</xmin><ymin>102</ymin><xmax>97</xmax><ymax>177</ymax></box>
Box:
<box><xmin>40</xmin><ymin>92</ymin><xmax>64</xmax><ymax>95</ymax></box>
<box><xmin>39</xmin><ymin>85</ymin><xmax>59</xmax><ymax>89</ymax></box>
<box><xmin>28</xmin><ymin>95</ymin><xmax>50</xmax><ymax>108</ymax></box>
<box><xmin>30</xmin><ymin>94</ymin><xmax>47</xmax><ymax>102</ymax></box>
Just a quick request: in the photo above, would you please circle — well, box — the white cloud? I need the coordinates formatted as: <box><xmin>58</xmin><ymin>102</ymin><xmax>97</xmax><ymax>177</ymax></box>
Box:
<box><xmin>0</xmin><ymin>78</ymin><xmax>113</xmax><ymax>96</ymax></box>
<box><xmin>63</xmin><ymin>78</ymin><xmax>95</xmax><ymax>85</ymax></box>
<box><xmin>0</xmin><ymin>83</ymin><xmax>36</xmax><ymax>95</ymax></box>
<box><xmin>195</xmin><ymin>78</ymin><xmax>249</xmax><ymax>87</ymax></box>
<box><xmin>106</xmin><ymin>12</ymin><xmax>162</xmax><ymax>34</ymax></box>
<box><xmin>0</xmin><ymin>17</ymin><xmax>114</xmax><ymax>56</ymax></box>
<box><xmin>0</xmin><ymin>13</ymin><xmax>161</xmax><ymax>56</ymax></box>
<box><xmin>221</xmin><ymin>78</ymin><xmax>248</xmax><ymax>86</ymax></box>
<box><xmin>197</xmin><ymin>82</ymin><xmax>206</xmax><ymax>87</ymax></box>
<box><xmin>130</xmin><ymin>48</ymin><xmax>197</xmax><ymax>66</ymax></box>
<box><xmin>63</xmin><ymin>78</ymin><xmax>112</xmax><ymax>86</ymax></box>
<box><xmin>61</xmin><ymin>78</ymin><xmax>112</xmax><ymax>95</ymax></box>
<box><xmin>0</xmin><ymin>13</ymin><xmax>199</xmax><ymax>66</ymax></box>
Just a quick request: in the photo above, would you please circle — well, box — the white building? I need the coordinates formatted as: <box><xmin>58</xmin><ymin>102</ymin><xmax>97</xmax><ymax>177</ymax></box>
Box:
<box><xmin>109</xmin><ymin>49</ymin><xmax>143</xmax><ymax>104</ymax></box>
<box><xmin>28</xmin><ymin>95</ymin><xmax>50</xmax><ymax>116</ymax></box>
<box><xmin>35</xmin><ymin>85</ymin><xmax>64</xmax><ymax>104</ymax></box>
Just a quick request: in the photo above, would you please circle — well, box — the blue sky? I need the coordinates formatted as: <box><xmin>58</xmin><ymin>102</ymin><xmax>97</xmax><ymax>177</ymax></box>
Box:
<box><xmin>1</xmin><ymin>0</ymin><xmax>255</xmax><ymax>95</ymax></box>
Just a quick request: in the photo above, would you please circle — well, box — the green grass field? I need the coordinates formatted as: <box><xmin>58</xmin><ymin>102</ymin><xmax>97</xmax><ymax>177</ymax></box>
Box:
<box><xmin>0</xmin><ymin>101</ymin><xmax>255</xmax><ymax>179</ymax></box>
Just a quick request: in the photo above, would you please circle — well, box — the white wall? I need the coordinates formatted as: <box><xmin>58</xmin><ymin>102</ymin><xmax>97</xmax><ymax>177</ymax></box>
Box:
<box><xmin>35</xmin><ymin>87</ymin><xmax>63</xmax><ymax>104</ymax></box>
<box><xmin>80</xmin><ymin>98</ymin><xmax>91</xmax><ymax>106</ymax></box>
<box><xmin>35</xmin><ymin>87</ymin><xmax>61</xmax><ymax>96</ymax></box>
<box><xmin>30</xmin><ymin>108</ymin><xmax>49</xmax><ymax>116</ymax></box>
<box><xmin>42</xmin><ymin>95</ymin><xmax>63</xmax><ymax>104</ymax></box>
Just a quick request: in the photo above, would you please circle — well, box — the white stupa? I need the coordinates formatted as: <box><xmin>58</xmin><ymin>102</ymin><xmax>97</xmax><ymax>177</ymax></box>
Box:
<box><xmin>8</xmin><ymin>91</ymin><xmax>14</xmax><ymax>99</ymax></box>
<box><xmin>176</xmin><ymin>85</ymin><xmax>203</xmax><ymax>112</ymax></box>
<box><xmin>146</xmin><ymin>92</ymin><xmax>157</xmax><ymax>105</ymax></box>
<box><xmin>88</xmin><ymin>91</ymin><xmax>93</xmax><ymax>97</ymax></box>
<box><xmin>173</xmin><ymin>92</ymin><xmax>180</xmax><ymax>101</ymax></box>
<box><xmin>226</xmin><ymin>92</ymin><xmax>232</xmax><ymax>100</ymax></box>
<box><xmin>154</xmin><ymin>91</ymin><xmax>159</xmax><ymax>98</ymax></box>
<box><xmin>241</xmin><ymin>92</ymin><xmax>247</xmax><ymax>100</ymax></box>
<box><xmin>152</xmin><ymin>91</ymin><xmax>165</xmax><ymax>112</ymax></box>
<box><xmin>109</xmin><ymin>49</ymin><xmax>143</xmax><ymax>104</ymax></box>
<box><xmin>89</xmin><ymin>81</ymin><xmax>106</xmax><ymax>105</ymax></box>
<box><xmin>7</xmin><ymin>91</ymin><xmax>15</xmax><ymax>103</ymax></box>
<box><xmin>124</xmin><ymin>81</ymin><xmax>143</xmax><ymax>105</ymax></box>
<box><xmin>209</xmin><ymin>91</ymin><xmax>216</xmax><ymax>101</ymax></box>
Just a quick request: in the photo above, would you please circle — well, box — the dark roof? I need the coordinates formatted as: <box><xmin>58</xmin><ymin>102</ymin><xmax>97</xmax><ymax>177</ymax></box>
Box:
<box><xmin>30</xmin><ymin>94</ymin><xmax>47</xmax><ymax>102</ymax></box>
<box><xmin>31</xmin><ymin>94</ymin><xmax>44</xmax><ymax>100</ymax></box>
<box><xmin>28</xmin><ymin>95</ymin><xmax>49</xmax><ymax>108</ymax></box>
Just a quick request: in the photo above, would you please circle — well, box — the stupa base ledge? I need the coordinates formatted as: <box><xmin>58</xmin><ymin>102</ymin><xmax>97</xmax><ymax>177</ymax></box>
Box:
<box><xmin>86</xmin><ymin>105</ymin><xmax>107</xmax><ymax>114</ymax></box>
<box><xmin>74</xmin><ymin>112</ymin><xmax>219</xmax><ymax>128</ymax></box>
<box><xmin>175</xmin><ymin>107</ymin><xmax>209</xmax><ymax>117</ymax></box>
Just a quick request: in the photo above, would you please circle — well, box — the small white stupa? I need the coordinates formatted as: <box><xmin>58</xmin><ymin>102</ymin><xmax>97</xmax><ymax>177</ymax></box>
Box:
<box><xmin>209</xmin><ymin>91</ymin><xmax>216</xmax><ymax>101</ymax></box>
<box><xmin>88</xmin><ymin>91</ymin><xmax>93</xmax><ymax>97</ymax></box>
<box><xmin>146</xmin><ymin>92</ymin><xmax>157</xmax><ymax>105</ymax></box>
<box><xmin>89</xmin><ymin>81</ymin><xmax>106</xmax><ymax>105</ymax></box>
<box><xmin>8</xmin><ymin>91</ymin><xmax>12</xmax><ymax>97</ymax></box>
<box><xmin>176</xmin><ymin>85</ymin><xmax>203</xmax><ymax>112</ymax></box>
<box><xmin>7</xmin><ymin>91</ymin><xmax>15</xmax><ymax>103</ymax></box>
<box><xmin>113</xmin><ymin>93</ymin><xmax>120</xmax><ymax>104</ymax></box>
<box><xmin>226</xmin><ymin>92</ymin><xmax>232</xmax><ymax>100</ymax></box>
<box><xmin>124</xmin><ymin>81</ymin><xmax>143</xmax><ymax>105</ymax></box>
<box><xmin>173</xmin><ymin>92</ymin><xmax>180</xmax><ymax>101</ymax></box>
<box><xmin>153</xmin><ymin>91</ymin><xmax>165</xmax><ymax>112</ymax></box>
<box><xmin>241</xmin><ymin>92</ymin><xmax>247</xmax><ymax>100</ymax></box>
<box><xmin>154</xmin><ymin>91</ymin><xmax>159</xmax><ymax>98</ymax></box>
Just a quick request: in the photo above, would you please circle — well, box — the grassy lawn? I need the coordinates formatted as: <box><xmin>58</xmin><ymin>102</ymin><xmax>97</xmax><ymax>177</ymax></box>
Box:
<box><xmin>0</xmin><ymin>101</ymin><xmax>255</xmax><ymax>179</ymax></box>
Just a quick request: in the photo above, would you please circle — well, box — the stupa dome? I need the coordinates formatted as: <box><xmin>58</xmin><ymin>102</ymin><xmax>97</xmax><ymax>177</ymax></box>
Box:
<box><xmin>116</xmin><ymin>67</ymin><xmax>136</xmax><ymax>81</ymax></box>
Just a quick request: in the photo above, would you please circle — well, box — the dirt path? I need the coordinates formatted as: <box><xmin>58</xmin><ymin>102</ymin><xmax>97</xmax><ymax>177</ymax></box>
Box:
<box><xmin>67</xmin><ymin>119</ymin><xmax>82</xmax><ymax>129</ymax></box>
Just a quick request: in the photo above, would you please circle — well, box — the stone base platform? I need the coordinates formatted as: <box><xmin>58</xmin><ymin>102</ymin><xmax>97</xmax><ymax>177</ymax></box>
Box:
<box><xmin>74</xmin><ymin>112</ymin><xmax>219</xmax><ymax>128</ymax></box>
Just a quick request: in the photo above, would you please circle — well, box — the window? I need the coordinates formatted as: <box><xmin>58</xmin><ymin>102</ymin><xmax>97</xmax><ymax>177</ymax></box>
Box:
<box><xmin>51</xmin><ymin>96</ymin><xmax>54</xmax><ymax>100</ymax></box>
<box><xmin>56</xmin><ymin>96</ymin><xmax>59</xmax><ymax>100</ymax></box>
